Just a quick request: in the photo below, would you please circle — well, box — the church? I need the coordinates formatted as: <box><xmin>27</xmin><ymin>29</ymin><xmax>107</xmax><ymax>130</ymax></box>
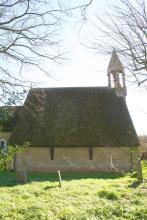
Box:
<box><xmin>1</xmin><ymin>51</ymin><xmax>141</xmax><ymax>172</ymax></box>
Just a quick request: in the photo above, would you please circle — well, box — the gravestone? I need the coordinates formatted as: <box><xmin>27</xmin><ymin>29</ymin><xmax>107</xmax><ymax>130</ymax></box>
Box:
<box><xmin>15</xmin><ymin>154</ymin><xmax>27</xmax><ymax>184</ymax></box>
<box><xmin>16</xmin><ymin>168</ymin><xmax>27</xmax><ymax>184</ymax></box>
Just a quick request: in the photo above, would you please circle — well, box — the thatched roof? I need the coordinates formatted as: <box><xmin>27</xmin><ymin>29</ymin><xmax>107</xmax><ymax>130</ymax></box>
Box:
<box><xmin>9</xmin><ymin>87</ymin><xmax>139</xmax><ymax>147</ymax></box>
<box><xmin>0</xmin><ymin>106</ymin><xmax>22</xmax><ymax>132</ymax></box>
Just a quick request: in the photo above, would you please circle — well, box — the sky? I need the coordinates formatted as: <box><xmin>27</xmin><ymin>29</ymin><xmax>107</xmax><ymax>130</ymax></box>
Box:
<box><xmin>18</xmin><ymin>0</ymin><xmax>147</xmax><ymax>135</ymax></box>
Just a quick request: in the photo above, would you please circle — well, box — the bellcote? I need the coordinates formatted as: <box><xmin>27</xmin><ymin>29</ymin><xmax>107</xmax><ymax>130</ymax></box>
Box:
<box><xmin>107</xmin><ymin>50</ymin><xmax>127</xmax><ymax>97</ymax></box>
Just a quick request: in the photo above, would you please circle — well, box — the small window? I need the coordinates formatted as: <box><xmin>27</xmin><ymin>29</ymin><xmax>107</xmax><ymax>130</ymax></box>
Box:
<box><xmin>50</xmin><ymin>147</ymin><xmax>54</xmax><ymax>160</ymax></box>
<box><xmin>89</xmin><ymin>147</ymin><xmax>93</xmax><ymax>160</ymax></box>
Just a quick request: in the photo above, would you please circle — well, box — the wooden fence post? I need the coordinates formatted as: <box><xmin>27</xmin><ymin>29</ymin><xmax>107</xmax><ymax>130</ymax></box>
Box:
<box><xmin>57</xmin><ymin>170</ymin><xmax>62</xmax><ymax>187</ymax></box>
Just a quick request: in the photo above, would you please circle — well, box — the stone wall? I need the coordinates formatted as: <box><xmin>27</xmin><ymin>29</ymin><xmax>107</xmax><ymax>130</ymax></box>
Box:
<box><xmin>139</xmin><ymin>136</ymin><xmax>147</xmax><ymax>160</ymax></box>
<box><xmin>140</xmin><ymin>142</ymin><xmax>147</xmax><ymax>154</ymax></box>
<box><xmin>14</xmin><ymin>146</ymin><xmax>140</xmax><ymax>173</ymax></box>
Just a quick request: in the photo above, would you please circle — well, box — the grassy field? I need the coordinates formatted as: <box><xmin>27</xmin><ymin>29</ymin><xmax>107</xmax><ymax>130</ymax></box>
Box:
<box><xmin>0</xmin><ymin>162</ymin><xmax>147</xmax><ymax>220</ymax></box>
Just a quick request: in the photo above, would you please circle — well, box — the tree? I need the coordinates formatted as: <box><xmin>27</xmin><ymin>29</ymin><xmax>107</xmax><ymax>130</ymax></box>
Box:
<box><xmin>90</xmin><ymin>0</ymin><xmax>147</xmax><ymax>87</ymax></box>
<box><xmin>0</xmin><ymin>141</ymin><xmax>30</xmax><ymax>171</ymax></box>
<box><xmin>0</xmin><ymin>0</ymin><xmax>92</xmax><ymax>103</ymax></box>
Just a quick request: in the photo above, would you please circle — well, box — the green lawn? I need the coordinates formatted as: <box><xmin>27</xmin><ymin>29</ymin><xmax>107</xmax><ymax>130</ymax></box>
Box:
<box><xmin>0</xmin><ymin>162</ymin><xmax>147</xmax><ymax>220</ymax></box>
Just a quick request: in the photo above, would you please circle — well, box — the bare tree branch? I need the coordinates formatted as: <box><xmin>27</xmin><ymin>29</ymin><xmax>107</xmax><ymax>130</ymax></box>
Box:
<box><xmin>0</xmin><ymin>0</ymin><xmax>93</xmax><ymax>104</ymax></box>
<box><xmin>88</xmin><ymin>0</ymin><xmax>147</xmax><ymax>87</ymax></box>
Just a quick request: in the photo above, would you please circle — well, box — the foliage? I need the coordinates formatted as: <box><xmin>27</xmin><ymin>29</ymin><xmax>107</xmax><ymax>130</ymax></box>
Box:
<box><xmin>0</xmin><ymin>107</ymin><xmax>17</xmax><ymax>130</ymax></box>
<box><xmin>97</xmin><ymin>189</ymin><xmax>120</xmax><ymax>200</ymax></box>
<box><xmin>0</xmin><ymin>109</ymin><xmax>13</xmax><ymax>126</ymax></box>
<box><xmin>0</xmin><ymin>142</ymin><xmax>30</xmax><ymax>171</ymax></box>
<box><xmin>142</xmin><ymin>160</ymin><xmax>147</xmax><ymax>178</ymax></box>
<box><xmin>0</xmin><ymin>162</ymin><xmax>146</xmax><ymax>219</ymax></box>
<box><xmin>0</xmin><ymin>89</ymin><xmax>27</xmax><ymax>105</ymax></box>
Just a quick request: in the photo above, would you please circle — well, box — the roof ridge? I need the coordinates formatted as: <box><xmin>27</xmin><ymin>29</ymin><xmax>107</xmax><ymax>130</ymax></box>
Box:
<box><xmin>0</xmin><ymin>105</ymin><xmax>22</xmax><ymax>108</ymax></box>
<box><xmin>30</xmin><ymin>86</ymin><xmax>112</xmax><ymax>90</ymax></box>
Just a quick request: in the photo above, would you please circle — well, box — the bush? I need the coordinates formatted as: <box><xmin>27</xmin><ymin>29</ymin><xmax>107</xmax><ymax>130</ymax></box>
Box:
<box><xmin>0</xmin><ymin>142</ymin><xmax>30</xmax><ymax>171</ymax></box>
<box><xmin>97</xmin><ymin>189</ymin><xmax>120</xmax><ymax>200</ymax></box>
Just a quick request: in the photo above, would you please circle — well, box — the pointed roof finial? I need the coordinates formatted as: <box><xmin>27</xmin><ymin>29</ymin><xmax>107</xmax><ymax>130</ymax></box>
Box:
<box><xmin>107</xmin><ymin>49</ymin><xmax>124</xmax><ymax>74</ymax></box>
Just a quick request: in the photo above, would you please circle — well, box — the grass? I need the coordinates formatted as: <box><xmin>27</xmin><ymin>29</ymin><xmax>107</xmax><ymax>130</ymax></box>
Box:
<box><xmin>0</xmin><ymin>162</ymin><xmax>147</xmax><ymax>220</ymax></box>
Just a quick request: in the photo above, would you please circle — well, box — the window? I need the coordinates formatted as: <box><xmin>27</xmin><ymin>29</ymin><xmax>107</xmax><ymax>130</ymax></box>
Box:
<box><xmin>89</xmin><ymin>147</ymin><xmax>93</xmax><ymax>160</ymax></box>
<box><xmin>50</xmin><ymin>147</ymin><xmax>54</xmax><ymax>160</ymax></box>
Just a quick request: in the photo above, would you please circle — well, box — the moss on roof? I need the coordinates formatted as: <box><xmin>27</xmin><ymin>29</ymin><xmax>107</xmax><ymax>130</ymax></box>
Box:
<box><xmin>0</xmin><ymin>106</ymin><xmax>22</xmax><ymax>132</ymax></box>
<box><xmin>9</xmin><ymin>87</ymin><xmax>139</xmax><ymax>147</ymax></box>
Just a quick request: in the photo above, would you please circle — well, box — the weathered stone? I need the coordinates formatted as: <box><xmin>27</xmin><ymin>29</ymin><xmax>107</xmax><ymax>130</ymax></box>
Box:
<box><xmin>141</xmin><ymin>152</ymin><xmax>147</xmax><ymax>160</ymax></box>
<box><xmin>16</xmin><ymin>169</ymin><xmax>27</xmax><ymax>184</ymax></box>
<box><xmin>14</xmin><ymin>146</ymin><xmax>140</xmax><ymax>173</ymax></box>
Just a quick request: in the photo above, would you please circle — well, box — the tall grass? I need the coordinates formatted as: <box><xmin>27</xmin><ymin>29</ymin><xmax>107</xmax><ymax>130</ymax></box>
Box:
<box><xmin>0</xmin><ymin>162</ymin><xmax>146</xmax><ymax>219</ymax></box>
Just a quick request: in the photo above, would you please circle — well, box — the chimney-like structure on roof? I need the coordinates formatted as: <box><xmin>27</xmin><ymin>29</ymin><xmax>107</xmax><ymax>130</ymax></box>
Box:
<box><xmin>107</xmin><ymin>50</ymin><xmax>127</xmax><ymax>97</ymax></box>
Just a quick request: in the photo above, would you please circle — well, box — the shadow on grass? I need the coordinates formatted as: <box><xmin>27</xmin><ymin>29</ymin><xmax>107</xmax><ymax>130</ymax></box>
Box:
<box><xmin>129</xmin><ymin>180</ymin><xmax>141</xmax><ymax>188</ymax></box>
<box><xmin>130</xmin><ymin>179</ymin><xmax>147</xmax><ymax>188</ymax></box>
<box><xmin>44</xmin><ymin>185</ymin><xmax>59</xmax><ymax>190</ymax></box>
<box><xmin>0</xmin><ymin>171</ymin><xmax>124</xmax><ymax>187</ymax></box>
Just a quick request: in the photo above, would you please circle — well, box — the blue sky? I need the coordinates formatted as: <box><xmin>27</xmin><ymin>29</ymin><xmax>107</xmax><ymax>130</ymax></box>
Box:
<box><xmin>16</xmin><ymin>0</ymin><xmax>147</xmax><ymax>135</ymax></box>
